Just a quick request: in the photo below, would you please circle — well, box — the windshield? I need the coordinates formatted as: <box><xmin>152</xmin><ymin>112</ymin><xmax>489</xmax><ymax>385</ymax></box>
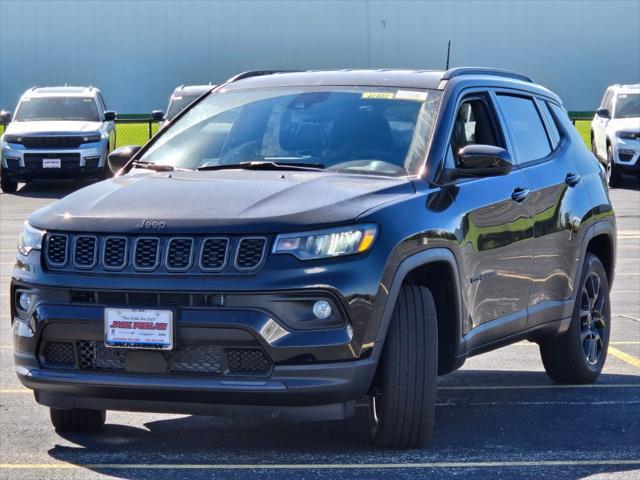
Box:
<box><xmin>14</xmin><ymin>97</ymin><xmax>100</xmax><ymax>122</ymax></box>
<box><xmin>166</xmin><ymin>94</ymin><xmax>202</xmax><ymax>120</ymax></box>
<box><xmin>614</xmin><ymin>93</ymin><xmax>640</xmax><ymax>119</ymax></box>
<box><xmin>141</xmin><ymin>87</ymin><xmax>441</xmax><ymax>176</ymax></box>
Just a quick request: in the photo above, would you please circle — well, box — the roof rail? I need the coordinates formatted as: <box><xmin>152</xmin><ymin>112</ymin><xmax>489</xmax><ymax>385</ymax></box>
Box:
<box><xmin>442</xmin><ymin>67</ymin><xmax>532</xmax><ymax>83</ymax></box>
<box><xmin>225</xmin><ymin>69</ymin><xmax>303</xmax><ymax>83</ymax></box>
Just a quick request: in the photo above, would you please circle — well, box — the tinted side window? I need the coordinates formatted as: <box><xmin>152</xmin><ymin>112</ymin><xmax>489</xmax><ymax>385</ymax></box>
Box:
<box><xmin>496</xmin><ymin>94</ymin><xmax>551</xmax><ymax>163</ymax></box>
<box><xmin>539</xmin><ymin>101</ymin><xmax>561</xmax><ymax>149</ymax></box>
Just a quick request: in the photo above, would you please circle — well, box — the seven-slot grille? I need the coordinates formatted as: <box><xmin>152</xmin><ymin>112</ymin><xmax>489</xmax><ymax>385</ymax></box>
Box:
<box><xmin>44</xmin><ymin>233</ymin><xmax>268</xmax><ymax>274</ymax></box>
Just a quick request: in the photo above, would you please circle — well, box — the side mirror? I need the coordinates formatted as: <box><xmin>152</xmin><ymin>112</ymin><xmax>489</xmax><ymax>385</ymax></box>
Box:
<box><xmin>596</xmin><ymin>108</ymin><xmax>610</xmax><ymax>119</ymax></box>
<box><xmin>107</xmin><ymin>145</ymin><xmax>141</xmax><ymax>174</ymax></box>
<box><xmin>151</xmin><ymin>110</ymin><xmax>164</xmax><ymax>121</ymax></box>
<box><xmin>104</xmin><ymin>111</ymin><xmax>117</xmax><ymax>122</ymax></box>
<box><xmin>0</xmin><ymin>110</ymin><xmax>12</xmax><ymax>123</ymax></box>
<box><xmin>452</xmin><ymin>144</ymin><xmax>513</xmax><ymax>179</ymax></box>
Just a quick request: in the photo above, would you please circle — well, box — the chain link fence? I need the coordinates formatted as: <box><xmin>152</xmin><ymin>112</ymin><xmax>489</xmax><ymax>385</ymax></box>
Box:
<box><xmin>0</xmin><ymin>112</ymin><xmax>594</xmax><ymax>148</ymax></box>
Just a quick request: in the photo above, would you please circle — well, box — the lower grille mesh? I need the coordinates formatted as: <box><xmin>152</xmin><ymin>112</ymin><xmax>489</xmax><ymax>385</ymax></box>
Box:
<box><xmin>66</xmin><ymin>341</ymin><xmax>269</xmax><ymax>376</ymax></box>
<box><xmin>43</xmin><ymin>342</ymin><xmax>76</xmax><ymax>367</ymax></box>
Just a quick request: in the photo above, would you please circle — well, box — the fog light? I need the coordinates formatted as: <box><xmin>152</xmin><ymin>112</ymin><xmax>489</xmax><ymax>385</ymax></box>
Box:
<box><xmin>18</xmin><ymin>293</ymin><xmax>32</xmax><ymax>311</ymax></box>
<box><xmin>312</xmin><ymin>300</ymin><xmax>332</xmax><ymax>320</ymax></box>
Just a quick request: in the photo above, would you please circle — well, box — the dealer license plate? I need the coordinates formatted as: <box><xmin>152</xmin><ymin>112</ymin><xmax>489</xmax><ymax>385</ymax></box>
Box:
<box><xmin>42</xmin><ymin>158</ymin><xmax>61</xmax><ymax>168</ymax></box>
<box><xmin>104</xmin><ymin>308</ymin><xmax>173</xmax><ymax>350</ymax></box>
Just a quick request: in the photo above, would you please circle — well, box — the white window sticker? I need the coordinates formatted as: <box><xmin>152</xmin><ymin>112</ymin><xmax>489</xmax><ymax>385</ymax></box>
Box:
<box><xmin>395</xmin><ymin>90</ymin><xmax>428</xmax><ymax>101</ymax></box>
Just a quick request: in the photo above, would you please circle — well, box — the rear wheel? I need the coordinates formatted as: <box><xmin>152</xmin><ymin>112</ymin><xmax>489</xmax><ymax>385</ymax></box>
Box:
<box><xmin>539</xmin><ymin>253</ymin><xmax>610</xmax><ymax>384</ymax></box>
<box><xmin>607</xmin><ymin>145</ymin><xmax>622</xmax><ymax>188</ymax></box>
<box><xmin>50</xmin><ymin>408</ymin><xmax>106</xmax><ymax>433</ymax></box>
<box><xmin>369</xmin><ymin>285</ymin><xmax>438</xmax><ymax>448</ymax></box>
<box><xmin>0</xmin><ymin>171</ymin><xmax>18</xmax><ymax>193</ymax></box>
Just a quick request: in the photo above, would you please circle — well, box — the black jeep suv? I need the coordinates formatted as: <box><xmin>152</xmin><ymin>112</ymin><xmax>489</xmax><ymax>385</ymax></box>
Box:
<box><xmin>11</xmin><ymin>68</ymin><xmax>616</xmax><ymax>447</ymax></box>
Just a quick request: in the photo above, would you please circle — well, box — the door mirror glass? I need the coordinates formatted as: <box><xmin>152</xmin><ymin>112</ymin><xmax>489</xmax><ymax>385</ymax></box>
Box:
<box><xmin>107</xmin><ymin>145</ymin><xmax>141</xmax><ymax>174</ymax></box>
<box><xmin>104</xmin><ymin>111</ymin><xmax>117</xmax><ymax>122</ymax></box>
<box><xmin>0</xmin><ymin>110</ymin><xmax>12</xmax><ymax>123</ymax></box>
<box><xmin>596</xmin><ymin>108</ymin><xmax>610</xmax><ymax>119</ymax></box>
<box><xmin>454</xmin><ymin>144</ymin><xmax>513</xmax><ymax>178</ymax></box>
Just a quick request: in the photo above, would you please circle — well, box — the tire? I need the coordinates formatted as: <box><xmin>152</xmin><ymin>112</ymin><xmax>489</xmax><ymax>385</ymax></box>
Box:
<box><xmin>607</xmin><ymin>145</ymin><xmax>622</xmax><ymax>188</ymax></box>
<box><xmin>539</xmin><ymin>253</ymin><xmax>610</xmax><ymax>384</ymax></box>
<box><xmin>50</xmin><ymin>408</ymin><xmax>106</xmax><ymax>433</ymax></box>
<box><xmin>370</xmin><ymin>285</ymin><xmax>438</xmax><ymax>448</ymax></box>
<box><xmin>0</xmin><ymin>171</ymin><xmax>18</xmax><ymax>193</ymax></box>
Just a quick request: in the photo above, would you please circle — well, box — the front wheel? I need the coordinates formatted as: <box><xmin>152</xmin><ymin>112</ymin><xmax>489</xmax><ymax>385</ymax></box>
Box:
<box><xmin>50</xmin><ymin>407</ymin><xmax>106</xmax><ymax>433</ymax></box>
<box><xmin>369</xmin><ymin>285</ymin><xmax>438</xmax><ymax>448</ymax></box>
<box><xmin>539</xmin><ymin>253</ymin><xmax>610</xmax><ymax>384</ymax></box>
<box><xmin>608</xmin><ymin>146</ymin><xmax>622</xmax><ymax>188</ymax></box>
<box><xmin>0</xmin><ymin>171</ymin><xmax>18</xmax><ymax>193</ymax></box>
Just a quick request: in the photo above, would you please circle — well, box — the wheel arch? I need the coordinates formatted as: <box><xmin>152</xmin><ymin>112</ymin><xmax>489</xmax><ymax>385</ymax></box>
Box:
<box><xmin>576</xmin><ymin>220</ymin><xmax>616</xmax><ymax>296</ymax></box>
<box><xmin>373</xmin><ymin>248</ymin><xmax>465</xmax><ymax>374</ymax></box>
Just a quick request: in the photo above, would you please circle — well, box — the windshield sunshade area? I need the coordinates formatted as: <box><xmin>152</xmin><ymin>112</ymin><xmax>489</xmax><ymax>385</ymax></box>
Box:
<box><xmin>614</xmin><ymin>93</ymin><xmax>640</xmax><ymax>119</ymax></box>
<box><xmin>14</xmin><ymin>97</ymin><xmax>100</xmax><ymax>122</ymax></box>
<box><xmin>140</xmin><ymin>87</ymin><xmax>442</xmax><ymax>176</ymax></box>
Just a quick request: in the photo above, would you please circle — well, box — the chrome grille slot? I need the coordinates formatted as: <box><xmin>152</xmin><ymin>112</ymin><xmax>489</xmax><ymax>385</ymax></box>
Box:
<box><xmin>133</xmin><ymin>237</ymin><xmax>160</xmax><ymax>271</ymax></box>
<box><xmin>200</xmin><ymin>237</ymin><xmax>229</xmax><ymax>271</ymax></box>
<box><xmin>102</xmin><ymin>236</ymin><xmax>127</xmax><ymax>270</ymax></box>
<box><xmin>166</xmin><ymin>238</ymin><xmax>193</xmax><ymax>271</ymax></box>
<box><xmin>73</xmin><ymin>235</ymin><xmax>97</xmax><ymax>268</ymax></box>
<box><xmin>235</xmin><ymin>237</ymin><xmax>267</xmax><ymax>271</ymax></box>
<box><xmin>45</xmin><ymin>234</ymin><xmax>68</xmax><ymax>267</ymax></box>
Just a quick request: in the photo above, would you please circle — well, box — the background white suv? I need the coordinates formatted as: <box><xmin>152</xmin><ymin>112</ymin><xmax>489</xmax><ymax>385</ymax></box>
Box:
<box><xmin>591</xmin><ymin>84</ymin><xmax>640</xmax><ymax>187</ymax></box>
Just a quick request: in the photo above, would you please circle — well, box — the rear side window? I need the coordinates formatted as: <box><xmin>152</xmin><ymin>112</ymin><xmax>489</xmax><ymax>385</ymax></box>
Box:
<box><xmin>496</xmin><ymin>94</ymin><xmax>551</xmax><ymax>163</ymax></box>
<box><xmin>539</xmin><ymin>101</ymin><xmax>561</xmax><ymax>149</ymax></box>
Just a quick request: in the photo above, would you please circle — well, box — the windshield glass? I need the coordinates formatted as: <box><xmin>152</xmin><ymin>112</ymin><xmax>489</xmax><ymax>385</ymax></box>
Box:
<box><xmin>166</xmin><ymin>94</ymin><xmax>202</xmax><ymax>120</ymax></box>
<box><xmin>614</xmin><ymin>93</ymin><xmax>640</xmax><ymax>119</ymax></box>
<box><xmin>141</xmin><ymin>87</ymin><xmax>442</xmax><ymax>176</ymax></box>
<box><xmin>14</xmin><ymin>97</ymin><xmax>100</xmax><ymax>121</ymax></box>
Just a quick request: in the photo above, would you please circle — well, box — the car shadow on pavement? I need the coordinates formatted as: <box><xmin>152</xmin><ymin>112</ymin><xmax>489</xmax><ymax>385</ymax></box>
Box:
<box><xmin>45</xmin><ymin>370</ymin><xmax>640</xmax><ymax>480</ymax></box>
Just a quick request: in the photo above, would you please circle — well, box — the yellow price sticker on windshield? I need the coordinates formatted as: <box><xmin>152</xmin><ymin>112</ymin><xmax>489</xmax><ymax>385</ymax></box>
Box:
<box><xmin>362</xmin><ymin>92</ymin><xmax>395</xmax><ymax>99</ymax></box>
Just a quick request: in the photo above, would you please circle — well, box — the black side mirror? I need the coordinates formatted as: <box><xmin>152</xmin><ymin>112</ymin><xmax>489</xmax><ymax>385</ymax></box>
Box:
<box><xmin>151</xmin><ymin>110</ymin><xmax>164</xmax><ymax>121</ymax></box>
<box><xmin>107</xmin><ymin>145</ymin><xmax>141</xmax><ymax>174</ymax></box>
<box><xmin>0</xmin><ymin>110</ymin><xmax>12</xmax><ymax>123</ymax></box>
<box><xmin>596</xmin><ymin>108</ymin><xmax>610</xmax><ymax>119</ymax></box>
<box><xmin>104</xmin><ymin>111</ymin><xmax>117</xmax><ymax>122</ymax></box>
<box><xmin>451</xmin><ymin>144</ymin><xmax>513</xmax><ymax>179</ymax></box>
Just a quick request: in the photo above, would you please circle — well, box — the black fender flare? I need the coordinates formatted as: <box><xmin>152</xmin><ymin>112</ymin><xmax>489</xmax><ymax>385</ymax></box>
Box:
<box><xmin>371</xmin><ymin>247</ymin><xmax>465</xmax><ymax>363</ymax></box>
<box><xmin>572</xmin><ymin>219</ymin><xmax>616</xmax><ymax>300</ymax></box>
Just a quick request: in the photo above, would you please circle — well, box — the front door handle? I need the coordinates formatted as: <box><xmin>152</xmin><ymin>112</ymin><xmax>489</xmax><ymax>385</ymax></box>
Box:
<box><xmin>511</xmin><ymin>187</ymin><xmax>530</xmax><ymax>203</ymax></box>
<box><xmin>565</xmin><ymin>172</ymin><xmax>581</xmax><ymax>186</ymax></box>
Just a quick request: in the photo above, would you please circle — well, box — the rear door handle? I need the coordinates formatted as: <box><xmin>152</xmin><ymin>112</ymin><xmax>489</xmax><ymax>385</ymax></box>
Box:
<box><xmin>565</xmin><ymin>172</ymin><xmax>581</xmax><ymax>186</ymax></box>
<box><xmin>511</xmin><ymin>187</ymin><xmax>530</xmax><ymax>203</ymax></box>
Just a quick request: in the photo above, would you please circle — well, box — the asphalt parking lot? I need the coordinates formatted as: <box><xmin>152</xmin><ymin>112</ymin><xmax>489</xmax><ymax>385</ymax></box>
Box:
<box><xmin>0</xmin><ymin>181</ymin><xmax>638</xmax><ymax>480</ymax></box>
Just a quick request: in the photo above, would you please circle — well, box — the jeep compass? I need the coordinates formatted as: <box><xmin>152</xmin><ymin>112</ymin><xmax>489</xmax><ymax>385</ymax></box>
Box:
<box><xmin>11</xmin><ymin>68</ymin><xmax>616</xmax><ymax>447</ymax></box>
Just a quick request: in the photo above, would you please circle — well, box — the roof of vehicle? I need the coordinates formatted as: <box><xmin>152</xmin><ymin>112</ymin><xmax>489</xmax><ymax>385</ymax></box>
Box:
<box><xmin>607</xmin><ymin>83</ymin><xmax>640</xmax><ymax>93</ymax></box>
<box><xmin>172</xmin><ymin>85</ymin><xmax>215</xmax><ymax>97</ymax></box>
<box><xmin>221</xmin><ymin>68</ymin><xmax>536</xmax><ymax>91</ymax></box>
<box><xmin>22</xmin><ymin>86</ymin><xmax>100</xmax><ymax>98</ymax></box>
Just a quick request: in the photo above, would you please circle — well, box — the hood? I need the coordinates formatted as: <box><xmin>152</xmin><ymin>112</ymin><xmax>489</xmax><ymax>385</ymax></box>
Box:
<box><xmin>5</xmin><ymin>120</ymin><xmax>103</xmax><ymax>136</ymax></box>
<box><xmin>28</xmin><ymin>170</ymin><xmax>415</xmax><ymax>233</ymax></box>
<box><xmin>608</xmin><ymin>117</ymin><xmax>640</xmax><ymax>133</ymax></box>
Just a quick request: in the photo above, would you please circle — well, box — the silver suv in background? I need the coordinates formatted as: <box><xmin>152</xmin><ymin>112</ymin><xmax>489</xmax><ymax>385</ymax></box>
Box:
<box><xmin>0</xmin><ymin>86</ymin><xmax>116</xmax><ymax>193</ymax></box>
<box><xmin>154</xmin><ymin>85</ymin><xmax>213</xmax><ymax>126</ymax></box>
<box><xmin>591</xmin><ymin>83</ymin><xmax>640</xmax><ymax>187</ymax></box>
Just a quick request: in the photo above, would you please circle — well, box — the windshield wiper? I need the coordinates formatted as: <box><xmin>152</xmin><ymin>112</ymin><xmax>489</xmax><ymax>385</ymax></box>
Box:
<box><xmin>197</xmin><ymin>161</ymin><xmax>325</xmax><ymax>172</ymax></box>
<box><xmin>132</xmin><ymin>161</ymin><xmax>193</xmax><ymax>172</ymax></box>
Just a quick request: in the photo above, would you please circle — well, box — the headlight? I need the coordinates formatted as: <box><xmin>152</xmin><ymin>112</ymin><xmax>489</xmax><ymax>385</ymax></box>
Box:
<box><xmin>273</xmin><ymin>224</ymin><xmax>377</xmax><ymax>260</ymax></box>
<box><xmin>617</xmin><ymin>131</ymin><xmax>639</xmax><ymax>140</ymax></box>
<box><xmin>82</xmin><ymin>134</ymin><xmax>102</xmax><ymax>143</ymax></box>
<box><xmin>3</xmin><ymin>134</ymin><xmax>23</xmax><ymax>145</ymax></box>
<box><xmin>17</xmin><ymin>222</ymin><xmax>45</xmax><ymax>255</ymax></box>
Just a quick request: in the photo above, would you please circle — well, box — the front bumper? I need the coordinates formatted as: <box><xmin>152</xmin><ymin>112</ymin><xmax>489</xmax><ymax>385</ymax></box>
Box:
<box><xmin>1</xmin><ymin>141</ymin><xmax>107</xmax><ymax>181</ymax></box>
<box><xmin>613</xmin><ymin>137</ymin><xmax>640</xmax><ymax>170</ymax></box>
